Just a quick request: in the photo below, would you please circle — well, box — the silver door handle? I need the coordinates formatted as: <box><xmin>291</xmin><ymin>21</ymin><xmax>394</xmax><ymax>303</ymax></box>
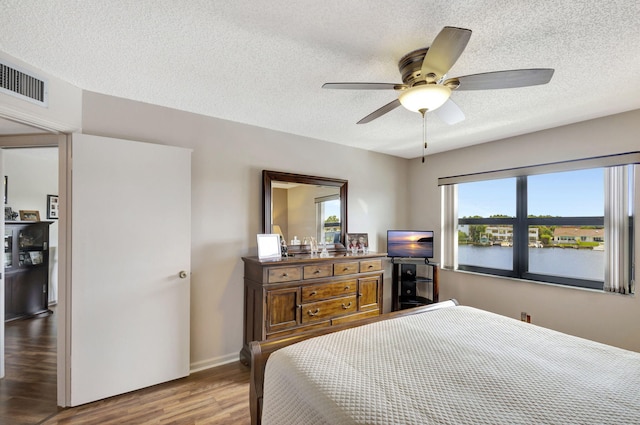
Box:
<box><xmin>179</xmin><ymin>271</ymin><xmax>188</xmax><ymax>279</ymax></box>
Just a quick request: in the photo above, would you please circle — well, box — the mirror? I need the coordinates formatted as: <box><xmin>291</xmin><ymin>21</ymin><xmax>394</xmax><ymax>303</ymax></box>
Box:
<box><xmin>263</xmin><ymin>170</ymin><xmax>347</xmax><ymax>250</ymax></box>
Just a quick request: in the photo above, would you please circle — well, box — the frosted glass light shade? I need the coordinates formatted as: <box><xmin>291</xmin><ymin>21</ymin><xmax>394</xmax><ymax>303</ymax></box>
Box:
<box><xmin>398</xmin><ymin>84</ymin><xmax>452</xmax><ymax>112</ymax></box>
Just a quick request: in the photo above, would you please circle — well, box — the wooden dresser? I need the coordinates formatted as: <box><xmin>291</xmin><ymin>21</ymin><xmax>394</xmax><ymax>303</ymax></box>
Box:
<box><xmin>241</xmin><ymin>253</ymin><xmax>385</xmax><ymax>364</ymax></box>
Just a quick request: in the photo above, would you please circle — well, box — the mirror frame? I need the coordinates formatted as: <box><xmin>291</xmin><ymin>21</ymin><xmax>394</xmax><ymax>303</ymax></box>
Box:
<box><xmin>263</xmin><ymin>170</ymin><xmax>348</xmax><ymax>247</ymax></box>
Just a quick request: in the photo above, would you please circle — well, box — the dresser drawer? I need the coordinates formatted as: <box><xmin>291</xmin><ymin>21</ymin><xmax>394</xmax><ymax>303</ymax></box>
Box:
<box><xmin>268</xmin><ymin>267</ymin><xmax>302</xmax><ymax>283</ymax></box>
<box><xmin>334</xmin><ymin>261</ymin><xmax>359</xmax><ymax>276</ymax></box>
<box><xmin>301</xmin><ymin>279</ymin><xmax>357</xmax><ymax>302</ymax></box>
<box><xmin>301</xmin><ymin>295</ymin><xmax>358</xmax><ymax>323</ymax></box>
<box><xmin>360</xmin><ymin>259</ymin><xmax>383</xmax><ymax>273</ymax></box>
<box><xmin>303</xmin><ymin>264</ymin><xmax>333</xmax><ymax>279</ymax></box>
<box><xmin>332</xmin><ymin>309</ymin><xmax>379</xmax><ymax>326</ymax></box>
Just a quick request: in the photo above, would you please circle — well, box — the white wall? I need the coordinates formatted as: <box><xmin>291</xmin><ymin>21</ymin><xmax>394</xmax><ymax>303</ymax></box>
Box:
<box><xmin>3</xmin><ymin>147</ymin><xmax>59</xmax><ymax>302</ymax></box>
<box><xmin>407</xmin><ymin>109</ymin><xmax>640</xmax><ymax>352</ymax></box>
<box><xmin>81</xmin><ymin>91</ymin><xmax>409</xmax><ymax>368</ymax></box>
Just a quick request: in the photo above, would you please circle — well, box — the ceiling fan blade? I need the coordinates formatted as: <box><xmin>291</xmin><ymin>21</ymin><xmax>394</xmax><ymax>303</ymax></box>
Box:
<box><xmin>421</xmin><ymin>26</ymin><xmax>472</xmax><ymax>80</ymax></box>
<box><xmin>433</xmin><ymin>98</ymin><xmax>465</xmax><ymax>125</ymax></box>
<box><xmin>322</xmin><ymin>82</ymin><xmax>406</xmax><ymax>90</ymax></box>
<box><xmin>447</xmin><ymin>68</ymin><xmax>555</xmax><ymax>90</ymax></box>
<box><xmin>357</xmin><ymin>99</ymin><xmax>402</xmax><ymax>124</ymax></box>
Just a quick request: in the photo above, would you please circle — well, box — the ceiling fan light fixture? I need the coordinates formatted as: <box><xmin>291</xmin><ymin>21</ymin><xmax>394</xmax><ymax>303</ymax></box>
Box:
<box><xmin>398</xmin><ymin>84</ymin><xmax>451</xmax><ymax>113</ymax></box>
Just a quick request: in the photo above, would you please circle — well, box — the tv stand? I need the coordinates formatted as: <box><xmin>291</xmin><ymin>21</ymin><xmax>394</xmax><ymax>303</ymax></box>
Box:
<box><xmin>390</xmin><ymin>257</ymin><xmax>430</xmax><ymax>265</ymax></box>
<box><xmin>390</xmin><ymin>258</ymin><xmax>438</xmax><ymax>311</ymax></box>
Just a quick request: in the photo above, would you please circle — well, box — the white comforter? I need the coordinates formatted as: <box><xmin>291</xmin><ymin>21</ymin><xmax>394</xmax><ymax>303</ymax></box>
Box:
<box><xmin>262</xmin><ymin>306</ymin><xmax>640</xmax><ymax>424</ymax></box>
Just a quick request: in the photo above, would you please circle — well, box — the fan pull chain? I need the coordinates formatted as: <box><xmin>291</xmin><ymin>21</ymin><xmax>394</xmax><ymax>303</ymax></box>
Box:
<box><xmin>420</xmin><ymin>109</ymin><xmax>427</xmax><ymax>163</ymax></box>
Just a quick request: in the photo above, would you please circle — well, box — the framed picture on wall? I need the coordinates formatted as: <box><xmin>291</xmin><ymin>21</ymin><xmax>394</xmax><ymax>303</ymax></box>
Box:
<box><xmin>47</xmin><ymin>194</ymin><xmax>59</xmax><ymax>219</ymax></box>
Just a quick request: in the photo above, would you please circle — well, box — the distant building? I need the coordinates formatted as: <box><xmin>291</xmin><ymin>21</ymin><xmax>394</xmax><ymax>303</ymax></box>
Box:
<box><xmin>553</xmin><ymin>227</ymin><xmax>604</xmax><ymax>245</ymax></box>
<box><xmin>483</xmin><ymin>226</ymin><xmax>538</xmax><ymax>244</ymax></box>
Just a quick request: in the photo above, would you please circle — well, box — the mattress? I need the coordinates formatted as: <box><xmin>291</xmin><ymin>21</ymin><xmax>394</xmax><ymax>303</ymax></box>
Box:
<box><xmin>262</xmin><ymin>306</ymin><xmax>640</xmax><ymax>424</ymax></box>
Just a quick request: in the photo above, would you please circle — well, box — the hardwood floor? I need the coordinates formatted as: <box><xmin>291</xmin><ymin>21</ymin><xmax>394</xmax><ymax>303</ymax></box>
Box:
<box><xmin>1</xmin><ymin>309</ymin><xmax>251</xmax><ymax>424</ymax></box>
<box><xmin>0</xmin><ymin>310</ymin><xmax>57</xmax><ymax>425</ymax></box>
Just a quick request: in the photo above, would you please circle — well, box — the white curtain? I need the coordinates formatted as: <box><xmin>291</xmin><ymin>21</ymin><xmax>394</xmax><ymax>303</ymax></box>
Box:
<box><xmin>440</xmin><ymin>184</ymin><xmax>458</xmax><ymax>270</ymax></box>
<box><xmin>604</xmin><ymin>166</ymin><xmax>632</xmax><ymax>293</ymax></box>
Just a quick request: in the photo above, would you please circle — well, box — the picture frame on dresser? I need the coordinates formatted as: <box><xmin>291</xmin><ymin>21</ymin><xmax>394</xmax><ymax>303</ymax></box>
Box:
<box><xmin>257</xmin><ymin>234</ymin><xmax>281</xmax><ymax>261</ymax></box>
<box><xmin>347</xmin><ymin>233</ymin><xmax>368</xmax><ymax>250</ymax></box>
<box><xmin>19</xmin><ymin>210</ymin><xmax>40</xmax><ymax>221</ymax></box>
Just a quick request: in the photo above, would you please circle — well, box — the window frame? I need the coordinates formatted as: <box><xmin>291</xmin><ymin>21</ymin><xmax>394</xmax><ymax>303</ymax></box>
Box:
<box><xmin>446</xmin><ymin>157</ymin><xmax>637</xmax><ymax>293</ymax></box>
<box><xmin>315</xmin><ymin>194</ymin><xmax>341</xmax><ymax>243</ymax></box>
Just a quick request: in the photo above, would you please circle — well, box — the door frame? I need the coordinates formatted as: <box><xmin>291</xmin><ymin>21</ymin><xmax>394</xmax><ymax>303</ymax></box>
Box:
<box><xmin>0</xmin><ymin>132</ymin><xmax>71</xmax><ymax>406</ymax></box>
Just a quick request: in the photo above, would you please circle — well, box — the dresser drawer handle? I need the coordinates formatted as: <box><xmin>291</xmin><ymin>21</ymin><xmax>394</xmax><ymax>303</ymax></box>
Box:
<box><xmin>368</xmin><ymin>265</ymin><xmax>374</xmax><ymax>269</ymax></box>
<box><xmin>281</xmin><ymin>273</ymin><xmax>288</xmax><ymax>277</ymax></box>
<box><xmin>309</xmin><ymin>291</ymin><xmax>317</xmax><ymax>296</ymax></box>
<box><xmin>307</xmin><ymin>308</ymin><xmax>320</xmax><ymax>316</ymax></box>
<box><xmin>343</xmin><ymin>267</ymin><xmax>350</xmax><ymax>271</ymax></box>
<box><xmin>344</xmin><ymin>286</ymin><xmax>350</xmax><ymax>290</ymax></box>
<box><xmin>313</xmin><ymin>270</ymin><xmax>320</xmax><ymax>274</ymax></box>
<box><xmin>341</xmin><ymin>302</ymin><xmax>353</xmax><ymax>309</ymax></box>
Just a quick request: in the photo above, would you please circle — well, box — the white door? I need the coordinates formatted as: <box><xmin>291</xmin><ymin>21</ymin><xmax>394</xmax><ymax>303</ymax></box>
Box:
<box><xmin>69</xmin><ymin>134</ymin><xmax>191</xmax><ymax>406</ymax></box>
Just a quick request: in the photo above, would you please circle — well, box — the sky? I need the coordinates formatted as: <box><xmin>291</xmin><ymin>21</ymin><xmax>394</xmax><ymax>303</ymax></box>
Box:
<box><xmin>324</xmin><ymin>199</ymin><xmax>341</xmax><ymax>219</ymax></box>
<box><xmin>458</xmin><ymin>168</ymin><xmax>606</xmax><ymax>218</ymax></box>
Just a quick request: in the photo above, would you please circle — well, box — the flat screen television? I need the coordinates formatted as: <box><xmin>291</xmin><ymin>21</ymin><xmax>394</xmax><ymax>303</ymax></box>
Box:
<box><xmin>387</xmin><ymin>230</ymin><xmax>434</xmax><ymax>259</ymax></box>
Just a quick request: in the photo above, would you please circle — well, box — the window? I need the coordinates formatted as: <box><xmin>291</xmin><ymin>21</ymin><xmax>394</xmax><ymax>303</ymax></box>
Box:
<box><xmin>442</xmin><ymin>158</ymin><xmax>636</xmax><ymax>293</ymax></box>
<box><xmin>315</xmin><ymin>194</ymin><xmax>341</xmax><ymax>243</ymax></box>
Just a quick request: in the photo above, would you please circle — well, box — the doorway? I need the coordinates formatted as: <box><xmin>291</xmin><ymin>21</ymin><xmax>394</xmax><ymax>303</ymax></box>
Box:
<box><xmin>0</xmin><ymin>129</ymin><xmax>61</xmax><ymax>422</ymax></box>
<box><xmin>0</xmin><ymin>116</ymin><xmax>192</xmax><ymax>411</ymax></box>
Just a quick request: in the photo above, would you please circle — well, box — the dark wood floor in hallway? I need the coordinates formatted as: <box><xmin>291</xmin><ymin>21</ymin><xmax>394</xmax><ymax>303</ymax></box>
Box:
<box><xmin>0</xmin><ymin>310</ymin><xmax>57</xmax><ymax>425</ymax></box>
<box><xmin>0</xmin><ymin>309</ymin><xmax>251</xmax><ymax>424</ymax></box>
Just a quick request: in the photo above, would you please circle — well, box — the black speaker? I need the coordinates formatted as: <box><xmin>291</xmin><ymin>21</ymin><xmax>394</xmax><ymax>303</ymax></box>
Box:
<box><xmin>400</xmin><ymin>264</ymin><xmax>417</xmax><ymax>296</ymax></box>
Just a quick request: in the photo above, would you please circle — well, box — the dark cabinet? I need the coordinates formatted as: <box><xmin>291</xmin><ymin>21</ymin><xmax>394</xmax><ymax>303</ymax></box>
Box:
<box><xmin>4</xmin><ymin>221</ymin><xmax>52</xmax><ymax>321</ymax></box>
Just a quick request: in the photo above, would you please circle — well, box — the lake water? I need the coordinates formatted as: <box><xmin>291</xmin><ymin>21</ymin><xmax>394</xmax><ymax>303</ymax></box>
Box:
<box><xmin>458</xmin><ymin>245</ymin><xmax>604</xmax><ymax>281</ymax></box>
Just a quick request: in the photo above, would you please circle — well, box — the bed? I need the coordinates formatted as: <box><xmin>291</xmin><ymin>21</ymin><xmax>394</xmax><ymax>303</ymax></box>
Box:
<box><xmin>249</xmin><ymin>299</ymin><xmax>640</xmax><ymax>425</ymax></box>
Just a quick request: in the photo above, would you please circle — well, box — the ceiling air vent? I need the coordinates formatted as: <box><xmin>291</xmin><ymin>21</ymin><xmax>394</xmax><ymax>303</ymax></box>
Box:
<box><xmin>0</xmin><ymin>59</ymin><xmax>48</xmax><ymax>107</ymax></box>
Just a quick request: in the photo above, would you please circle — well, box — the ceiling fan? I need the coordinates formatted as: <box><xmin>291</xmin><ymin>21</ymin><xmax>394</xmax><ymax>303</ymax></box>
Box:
<box><xmin>322</xmin><ymin>26</ymin><xmax>554</xmax><ymax>127</ymax></box>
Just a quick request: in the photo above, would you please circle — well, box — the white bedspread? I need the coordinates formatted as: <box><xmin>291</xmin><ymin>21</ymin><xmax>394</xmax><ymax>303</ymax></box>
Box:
<box><xmin>262</xmin><ymin>306</ymin><xmax>640</xmax><ymax>424</ymax></box>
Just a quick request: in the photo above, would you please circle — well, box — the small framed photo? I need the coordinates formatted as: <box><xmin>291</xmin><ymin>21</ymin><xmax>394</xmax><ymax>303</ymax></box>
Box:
<box><xmin>19</xmin><ymin>210</ymin><xmax>40</xmax><ymax>221</ymax></box>
<box><xmin>257</xmin><ymin>234</ymin><xmax>282</xmax><ymax>261</ymax></box>
<box><xmin>29</xmin><ymin>251</ymin><xmax>43</xmax><ymax>265</ymax></box>
<box><xmin>347</xmin><ymin>233</ymin><xmax>369</xmax><ymax>250</ymax></box>
<box><xmin>47</xmin><ymin>194</ymin><xmax>59</xmax><ymax>219</ymax></box>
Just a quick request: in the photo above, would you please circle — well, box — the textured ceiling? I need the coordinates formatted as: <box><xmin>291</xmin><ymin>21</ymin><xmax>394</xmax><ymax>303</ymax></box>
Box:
<box><xmin>1</xmin><ymin>1</ymin><xmax>639</xmax><ymax>158</ymax></box>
